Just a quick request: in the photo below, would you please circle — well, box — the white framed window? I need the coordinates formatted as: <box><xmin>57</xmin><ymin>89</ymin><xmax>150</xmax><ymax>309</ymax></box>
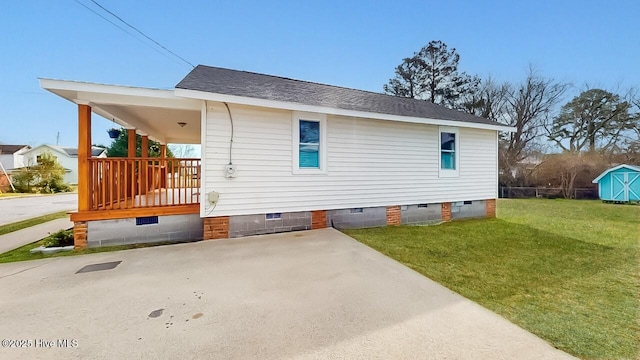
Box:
<box><xmin>439</xmin><ymin>126</ymin><xmax>459</xmax><ymax>177</ymax></box>
<box><xmin>265</xmin><ymin>213</ymin><xmax>282</xmax><ymax>220</ymax></box>
<box><xmin>292</xmin><ymin>111</ymin><xmax>327</xmax><ymax>174</ymax></box>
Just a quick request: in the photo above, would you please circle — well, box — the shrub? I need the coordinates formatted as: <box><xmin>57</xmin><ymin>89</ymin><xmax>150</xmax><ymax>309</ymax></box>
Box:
<box><xmin>11</xmin><ymin>152</ymin><xmax>71</xmax><ymax>194</ymax></box>
<box><xmin>39</xmin><ymin>177</ymin><xmax>72</xmax><ymax>194</ymax></box>
<box><xmin>43</xmin><ymin>229</ymin><xmax>74</xmax><ymax>247</ymax></box>
<box><xmin>12</xmin><ymin>168</ymin><xmax>37</xmax><ymax>193</ymax></box>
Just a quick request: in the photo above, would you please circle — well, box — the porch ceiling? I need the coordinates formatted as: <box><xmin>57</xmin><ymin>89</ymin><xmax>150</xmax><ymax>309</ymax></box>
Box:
<box><xmin>39</xmin><ymin>79</ymin><xmax>203</xmax><ymax>144</ymax></box>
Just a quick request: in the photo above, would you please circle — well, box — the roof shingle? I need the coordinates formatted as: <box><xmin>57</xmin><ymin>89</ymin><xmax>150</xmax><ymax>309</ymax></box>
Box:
<box><xmin>0</xmin><ymin>145</ymin><xmax>30</xmax><ymax>155</ymax></box>
<box><xmin>176</xmin><ymin>65</ymin><xmax>497</xmax><ymax>126</ymax></box>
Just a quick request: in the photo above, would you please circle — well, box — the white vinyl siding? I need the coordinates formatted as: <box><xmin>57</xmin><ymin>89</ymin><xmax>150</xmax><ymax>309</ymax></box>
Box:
<box><xmin>203</xmin><ymin>103</ymin><xmax>498</xmax><ymax>217</ymax></box>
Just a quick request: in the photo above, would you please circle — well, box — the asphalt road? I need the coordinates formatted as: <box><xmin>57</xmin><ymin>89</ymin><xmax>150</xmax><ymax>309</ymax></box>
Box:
<box><xmin>0</xmin><ymin>193</ymin><xmax>77</xmax><ymax>225</ymax></box>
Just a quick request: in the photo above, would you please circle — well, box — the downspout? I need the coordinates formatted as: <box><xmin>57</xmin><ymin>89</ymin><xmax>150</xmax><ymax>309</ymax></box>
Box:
<box><xmin>200</xmin><ymin>100</ymin><xmax>208</xmax><ymax>217</ymax></box>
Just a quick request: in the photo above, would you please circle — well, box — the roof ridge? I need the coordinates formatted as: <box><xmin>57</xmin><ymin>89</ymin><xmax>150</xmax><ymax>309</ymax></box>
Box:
<box><xmin>194</xmin><ymin>65</ymin><xmax>445</xmax><ymax>106</ymax></box>
<box><xmin>179</xmin><ymin>65</ymin><xmax>500</xmax><ymax>127</ymax></box>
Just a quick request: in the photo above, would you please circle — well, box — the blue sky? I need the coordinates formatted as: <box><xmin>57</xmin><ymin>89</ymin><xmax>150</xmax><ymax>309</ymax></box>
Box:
<box><xmin>1</xmin><ymin>0</ymin><xmax>638</xmax><ymax>148</ymax></box>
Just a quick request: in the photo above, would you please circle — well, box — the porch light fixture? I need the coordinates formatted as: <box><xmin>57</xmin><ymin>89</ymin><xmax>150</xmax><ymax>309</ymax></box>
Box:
<box><xmin>177</xmin><ymin>122</ymin><xmax>187</xmax><ymax>128</ymax></box>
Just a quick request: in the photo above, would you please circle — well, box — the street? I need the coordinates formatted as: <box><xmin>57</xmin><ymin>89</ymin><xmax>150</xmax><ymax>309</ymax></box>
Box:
<box><xmin>0</xmin><ymin>193</ymin><xmax>77</xmax><ymax>225</ymax></box>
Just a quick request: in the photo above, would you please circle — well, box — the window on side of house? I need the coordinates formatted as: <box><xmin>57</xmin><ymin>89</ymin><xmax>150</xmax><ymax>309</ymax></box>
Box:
<box><xmin>439</xmin><ymin>127</ymin><xmax>459</xmax><ymax>177</ymax></box>
<box><xmin>299</xmin><ymin>120</ymin><xmax>320</xmax><ymax>168</ymax></box>
<box><xmin>265</xmin><ymin>213</ymin><xmax>282</xmax><ymax>220</ymax></box>
<box><xmin>293</xmin><ymin>112</ymin><xmax>327</xmax><ymax>174</ymax></box>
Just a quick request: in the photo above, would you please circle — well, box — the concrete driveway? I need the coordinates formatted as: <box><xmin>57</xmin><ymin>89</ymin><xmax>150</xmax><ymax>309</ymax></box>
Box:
<box><xmin>0</xmin><ymin>193</ymin><xmax>77</xmax><ymax>225</ymax></box>
<box><xmin>0</xmin><ymin>228</ymin><xmax>574</xmax><ymax>359</ymax></box>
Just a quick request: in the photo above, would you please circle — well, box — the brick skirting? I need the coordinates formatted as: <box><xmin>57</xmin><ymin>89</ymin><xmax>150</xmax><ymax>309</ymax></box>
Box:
<box><xmin>486</xmin><ymin>199</ymin><xmax>496</xmax><ymax>218</ymax></box>
<box><xmin>386</xmin><ymin>205</ymin><xmax>401</xmax><ymax>225</ymax></box>
<box><xmin>73</xmin><ymin>221</ymin><xmax>88</xmax><ymax>249</ymax></box>
<box><xmin>441</xmin><ymin>202</ymin><xmax>452</xmax><ymax>221</ymax></box>
<box><xmin>204</xmin><ymin>216</ymin><xmax>229</xmax><ymax>239</ymax></box>
<box><xmin>311</xmin><ymin>210</ymin><xmax>327</xmax><ymax>229</ymax></box>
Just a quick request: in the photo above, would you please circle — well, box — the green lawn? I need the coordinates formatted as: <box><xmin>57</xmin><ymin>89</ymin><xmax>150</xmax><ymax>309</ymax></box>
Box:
<box><xmin>0</xmin><ymin>211</ymin><xmax>69</xmax><ymax>236</ymax></box>
<box><xmin>0</xmin><ymin>192</ymin><xmax>26</xmax><ymax>198</ymax></box>
<box><xmin>0</xmin><ymin>238</ymin><xmax>178</xmax><ymax>264</ymax></box>
<box><xmin>344</xmin><ymin>199</ymin><xmax>639</xmax><ymax>359</ymax></box>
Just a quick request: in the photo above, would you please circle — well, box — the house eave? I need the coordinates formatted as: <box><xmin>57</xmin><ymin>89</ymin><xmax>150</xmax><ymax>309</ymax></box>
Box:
<box><xmin>174</xmin><ymin>88</ymin><xmax>516</xmax><ymax>132</ymax></box>
<box><xmin>39</xmin><ymin>79</ymin><xmax>203</xmax><ymax>144</ymax></box>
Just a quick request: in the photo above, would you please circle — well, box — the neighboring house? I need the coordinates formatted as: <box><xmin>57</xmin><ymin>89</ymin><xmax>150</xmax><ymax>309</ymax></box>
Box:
<box><xmin>0</xmin><ymin>145</ymin><xmax>31</xmax><ymax>191</ymax></box>
<box><xmin>509</xmin><ymin>153</ymin><xmax>544</xmax><ymax>180</ymax></box>
<box><xmin>592</xmin><ymin>164</ymin><xmax>640</xmax><ymax>202</ymax></box>
<box><xmin>0</xmin><ymin>144</ymin><xmax>31</xmax><ymax>174</ymax></box>
<box><xmin>22</xmin><ymin>145</ymin><xmax>107</xmax><ymax>184</ymax></box>
<box><xmin>40</xmin><ymin>65</ymin><xmax>514</xmax><ymax>248</ymax></box>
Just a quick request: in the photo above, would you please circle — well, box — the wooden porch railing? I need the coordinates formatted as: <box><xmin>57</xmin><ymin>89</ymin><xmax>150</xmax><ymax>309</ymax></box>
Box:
<box><xmin>89</xmin><ymin>157</ymin><xmax>200</xmax><ymax>210</ymax></box>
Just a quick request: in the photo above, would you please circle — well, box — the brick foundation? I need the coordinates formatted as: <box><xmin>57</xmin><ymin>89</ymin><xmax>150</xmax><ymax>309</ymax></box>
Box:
<box><xmin>386</xmin><ymin>205</ymin><xmax>401</xmax><ymax>225</ymax></box>
<box><xmin>441</xmin><ymin>202</ymin><xmax>452</xmax><ymax>221</ymax></box>
<box><xmin>311</xmin><ymin>210</ymin><xmax>327</xmax><ymax>229</ymax></box>
<box><xmin>486</xmin><ymin>199</ymin><xmax>496</xmax><ymax>218</ymax></box>
<box><xmin>73</xmin><ymin>221</ymin><xmax>88</xmax><ymax>249</ymax></box>
<box><xmin>204</xmin><ymin>216</ymin><xmax>229</xmax><ymax>240</ymax></box>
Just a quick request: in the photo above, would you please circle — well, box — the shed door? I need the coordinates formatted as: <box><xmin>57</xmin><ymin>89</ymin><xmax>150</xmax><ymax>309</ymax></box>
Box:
<box><xmin>612</xmin><ymin>173</ymin><xmax>627</xmax><ymax>201</ymax></box>
<box><xmin>628</xmin><ymin>173</ymin><xmax>640</xmax><ymax>201</ymax></box>
<box><xmin>612</xmin><ymin>172</ymin><xmax>640</xmax><ymax>201</ymax></box>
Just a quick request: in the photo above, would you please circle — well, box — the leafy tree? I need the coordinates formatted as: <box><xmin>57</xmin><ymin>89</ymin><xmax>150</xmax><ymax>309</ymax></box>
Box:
<box><xmin>384</xmin><ymin>40</ymin><xmax>480</xmax><ymax>110</ymax></box>
<box><xmin>11</xmin><ymin>168</ymin><xmax>36</xmax><ymax>193</ymax></box>
<box><xmin>12</xmin><ymin>152</ymin><xmax>70</xmax><ymax>193</ymax></box>
<box><xmin>547</xmin><ymin>88</ymin><xmax>635</xmax><ymax>153</ymax></box>
<box><xmin>106</xmin><ymin>128</ymin><xmax>172</xmax><ymax>157</ymax></box>
<box><xmin>615</xmin><ymin>93</ymin><xmax>640</xmax><ymax>162</ymax></box>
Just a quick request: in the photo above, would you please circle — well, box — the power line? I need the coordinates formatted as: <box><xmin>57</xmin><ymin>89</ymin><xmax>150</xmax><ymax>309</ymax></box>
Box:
<box><xmin>74</xmin><ymin>0</ymin><xmax>180</xmax><ymax>66</ymax></box>
<box><xmin>74</xmin><ymin>0</ymin><xmax>134</xmax><ymax>40</ymax></box>
<box><xmin>88</xmin><ymin>0</ymin><xmax>195</xmax><ymax>68</ymax></box>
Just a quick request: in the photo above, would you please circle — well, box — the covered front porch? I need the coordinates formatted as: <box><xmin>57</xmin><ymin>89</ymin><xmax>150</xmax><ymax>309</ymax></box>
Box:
<box><xmin>40</xmin><ymin>79</ymin><xmax>204</xmax><ymax>247</ymax></box>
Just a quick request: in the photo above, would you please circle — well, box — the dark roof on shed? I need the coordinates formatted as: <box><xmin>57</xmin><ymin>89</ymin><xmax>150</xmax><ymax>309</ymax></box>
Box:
<box><xmin>176</xmin><ymin>65</ymin><xmax>497</xmax><ymax>126</ymax></box>
<box><xmin>0</xmin><ymin>145</ymin><xmax>30</xmax><ymax>154</ymax></box>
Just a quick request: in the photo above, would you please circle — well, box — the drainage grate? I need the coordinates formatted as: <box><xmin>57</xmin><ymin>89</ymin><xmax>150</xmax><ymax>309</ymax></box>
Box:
<box><xmin>76</xmin><ymin>261</ymin><xmax>122</xmax><ymax>274</ymax></box>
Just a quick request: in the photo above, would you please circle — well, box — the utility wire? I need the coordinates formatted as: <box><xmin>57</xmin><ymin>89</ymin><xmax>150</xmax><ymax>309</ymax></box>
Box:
<box><xmin>73</xmin><ymin>0</ymin><xmax>172</xmax><ymax>63</ymax></box>
<box><xmin>74</xmin><ymin>0</ymin><xmax>135</xmax><ymax>40</ymax></box>
<box><xmin>88</xmin><ymin>0</ymin><xmax>195</xmax><ymax>68</ymax></box>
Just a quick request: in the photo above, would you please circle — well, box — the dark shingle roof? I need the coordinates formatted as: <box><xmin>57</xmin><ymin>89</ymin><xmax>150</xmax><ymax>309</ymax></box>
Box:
<box><xmin>0</xmin><ymin>145</ymin><xmax>29</xmax><ymax>154</ymax></box>
<box><xmin>176</xmin><ymin>65</ymin><xmax>497</xmax><ymax>126</ymax></box>
<box><xmin>59</xmin><ymin>146</ymin><xmax>106</xmax><ymax>157</ymax></box>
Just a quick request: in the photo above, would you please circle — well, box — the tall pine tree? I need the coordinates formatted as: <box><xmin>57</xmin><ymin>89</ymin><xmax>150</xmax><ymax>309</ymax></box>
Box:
<box><xmin>384</xmin><ymin>40</ymin><xmax>479</xmax><ymax>110</ymax></box>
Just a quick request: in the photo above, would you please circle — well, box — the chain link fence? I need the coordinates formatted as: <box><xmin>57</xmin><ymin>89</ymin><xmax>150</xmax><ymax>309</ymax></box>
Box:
<box><xmin>499</xmin><ymin>187</ymin><xmax>598</xmax><ymax>200</ymax></box>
